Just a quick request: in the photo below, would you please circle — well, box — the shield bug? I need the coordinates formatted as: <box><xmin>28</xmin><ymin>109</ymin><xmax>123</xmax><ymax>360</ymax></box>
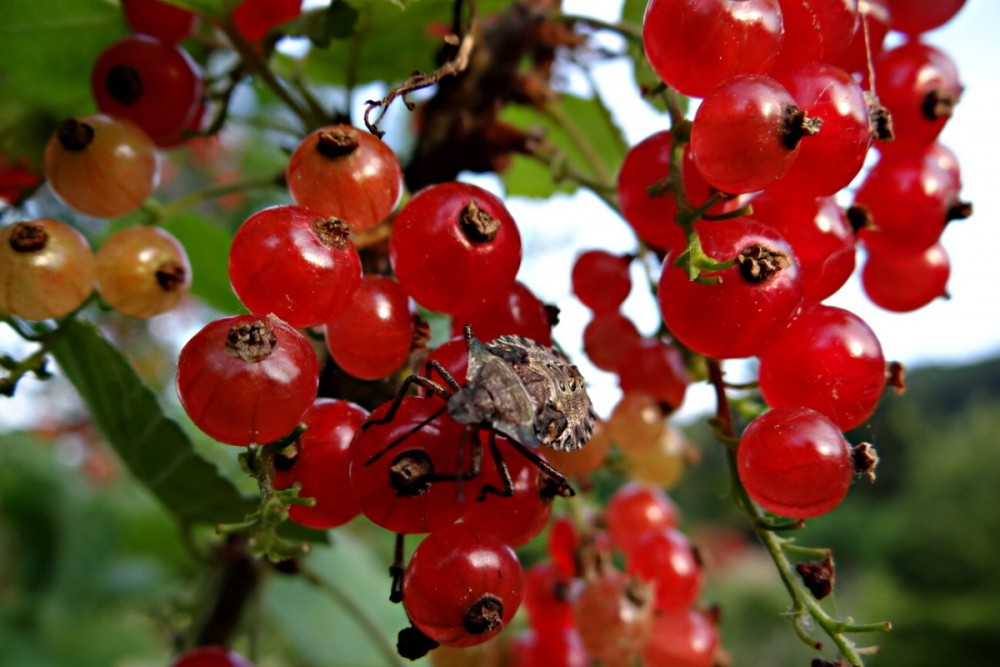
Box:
<box><xmin>362</xmin><ymin>324</ymin><xmax>597</xmax><ymax>499</ymax></box>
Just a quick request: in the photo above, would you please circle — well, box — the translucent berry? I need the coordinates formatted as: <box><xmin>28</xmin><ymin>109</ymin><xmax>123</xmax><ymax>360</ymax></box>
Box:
<box><xmin>95</xmin><ymin>225</ymin><xmax>191</xmax><ymax>318</ymax></box>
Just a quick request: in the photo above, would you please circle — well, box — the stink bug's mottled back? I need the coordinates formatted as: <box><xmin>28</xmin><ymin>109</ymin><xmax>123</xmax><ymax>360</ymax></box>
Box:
<box><xmin>360</xmin><ymin>325</ymin><xmax>597</xmax><ymax>501</ymax></box>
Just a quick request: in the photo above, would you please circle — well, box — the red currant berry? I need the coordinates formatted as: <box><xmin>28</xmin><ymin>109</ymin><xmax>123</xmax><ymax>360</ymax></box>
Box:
<box><xmin>348</xmin><ymin>396</ymin><xmax>473</xmax><ymax>534</ymax></box>
<box><xmin>616</xmin><ymin>337</ymin><xmax>690</xmax><ymax>413</ymax></box>
<box><xmin>176</xmin><ymin>314</ymin><xmax>319</xmax><ymax>446</ymax></box>
<box><xmin>862</xmin><ymin>242</ymin><xmax>950</xmax><ymax>312</ymax></box>
<box><xmin>390</xmin><ymin>181</ymin><xmax>522</xmax><ymax>315</ymax></box>
<box><xmin>772</xmin><ymin>0</ymin><xmax>859</xmax><ymax>73</ymax></box>
<box><xmin>0</xmin><ymin>219</ymin><xmax>95</xmax><ymax>320</ymax></box>
<box><xmin>403</xmin><ymin>522</ymin><xmax>524</xmax><ymax>647</ymax></box>
<box><xmin>582</xmin><ymin>311</ymin><xmax>641</xmax><ymax>373</ymax></box>
<box><xmin>642</xmin><ymin>0</ymin><xmax>784</xmax><ymax>99</ymax></box>
<box><xmin>571</xmin><ymin>250</ymin><xmax>632</xmax><ymax>313</ymax></box>
<box><xmin>232</xmin><ymin>0</ymin><xmax>304</xmax><ymax>41</ymax></box>
<box><xmin>572</xmin><ymin>568</ymin><xmax>653</xmax><ymax>666</ymax></box>
<box><xmin>286</xmin><ymin>125</ymin><xmax>403</xmax><ymax>232</ymax></box>
<box><xmin>749</xmin><ymin>192</ymin><xmax>856</xmax><ymax>305</ymax></box>
<box><xmin>758</xmin><ymin>304</ymin><xmax>886</xmax><ymax>430</ymax></box>
<box><xmin>738</xmin><ymin>406</ymin><xmax>854</xmax><ymax>519</ymax></box>
<box><xmin>835</xmin><ymin>0</ymin><xmax>891</xmax><ymax>74</ymax></box>
<box><xmin>691</xmin><ymin>75</ymin><xmax>810</xmax><ymax>195</ymax></box>
<box><xmin>769</xmin><ymin>62</ymin><xmax>872</xmax><ymax>197</ymax></box>
<box><xmin>605</xmin><ymin>481</ymin><xmax>680</xmax><ymax>554</ymax></box>
<box><xmin>228</xmin><ymin>205</ymin><xmax>362</xmax><ymax>328</ymax></box>
<box><xmin>886</xmin><ymin>0</ymin><xmax>967</xmax><ymax>35</ymax></box>
<box><xmin>122</xmin><ymin>0</ymin><xmax>200</xmax><ymax>43</ymax></box>
<box><xmin>44</xmin><ymin>115</ymin><xmax>160</xmax><ymax>219</ymax></box>
<box><xmin>642</xmin><ymin>608</ymin><xmax>719</xmax><ymax>667</ymax></box>
<box><xmin>324</xmin><ymin>274</ymin><xmax>413</xmax><ymax>379</ymax></box>
<box><xmin>873</xmin><ymin>41</ymin><xmax>962</xmax><ymax>152</ymax></box>
<box><xmin>95</xmin><ymin>225</ymin><xmax>191</xmax><ymax>318</ymax></box>
<box><xmin>522</xmin><ymin>561</ymin><xmax>577</xmax><ymax>633</ymax></box>
<box><xmin>91</xmin><ymin>35</ymin><xmax>203</xmax><ymax>145</ymax></box>
<box><xmin>273</xmin><ymin>398</ymin><xmax>368</xmax><ymax>529</ymax></box>
<box><xmin>461</xmin><ymin>437</ymin><xmax>558</xmax><ymax>548</ymax></box>
<box><xmin>169</xmin><ymin>647</ymin><xmax>253</xmax><ymax>667</ymax></box>
<box><xmin>658</xmin><ymin>219</ymin><xmax>803</xmax><ymax>359</ymax></box>
<box><xmin>449</xmin><ymin>280</ymin><xmax>552</xmax><ymax>346</ymax></box>
<box><xmin>626</xmin><ymin>526</ymin><xmax>702</xmax><ymax>612</ymax></box>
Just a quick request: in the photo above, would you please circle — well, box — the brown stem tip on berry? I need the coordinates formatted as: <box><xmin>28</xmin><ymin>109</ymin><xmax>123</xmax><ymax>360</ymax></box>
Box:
<box><xmin>56</xmin><ymin>119</ymin><xmax>96</xmax><ymax>152</ymax></box>
<box><xmin>316</xmin><ymin>128</ymin><xmax>360</xmax><ymax>158</ymax></box>
<box><xmin>853</xmin><ymin>442</ymin><xmax>879</xmax><ymax>483</ymax></box>
<box><xmin>310</xmin><ymin>217</ymin><xmax>352</xmax><ymax>250</ymax></box>
<box><xmin>459</xmin><ymin>200</ymin><xmax>500</xmax><ymax>243</ymax></box>
<box><xmin>389</xmin><ymin>450</ymin><xmax>434</xmax><ymax>497</ymax></box>
<box><xmin>781</xmin><ymin>104</ymin><xmax>823</xmax><ymax>150</ymax></box>
<box><xmin>737</xmin><ymin>244</ymin><xmax>791</xmax><ymax>283</ymax></box>
<box><xmin>155</xmin><ymin>261</ymin><xmax>187</xmax><ymax>292</ymax></box>
<box><xmin>225</xmin><ymin>319</ymin><xmax>279</xmax><ymax>363</ymax></box>
<box><xmin>9</xmin><ymin>222</ymin><xmax>49</xmax><ymax>253</ymax></box>
<box><xmin>463</xmin><ymin>595</ymin><xmax>504</xmax><ymax>635</ymax></box>
<box><xmin>106</xmin><ymin>64</ymin><xmax>144</xmax><ymax>106</ymax></box>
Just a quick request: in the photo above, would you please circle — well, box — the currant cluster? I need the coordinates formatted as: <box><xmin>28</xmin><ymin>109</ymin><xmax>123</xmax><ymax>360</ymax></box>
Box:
<box><xmin>500</xmin><ymin>481</ymin><xmax>716</xmax><ymax>667</ymax></box>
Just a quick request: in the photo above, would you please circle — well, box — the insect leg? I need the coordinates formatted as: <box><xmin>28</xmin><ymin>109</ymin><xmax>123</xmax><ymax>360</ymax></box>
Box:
<box><xmin>504</xmin><ymin>438</ymin><xmax>575</xmax><ymax>497</ymax></box>
<box><xmin>476</xmin><ymin>431</ymin><xmax>515</xmax><ymax>501</ymax></box>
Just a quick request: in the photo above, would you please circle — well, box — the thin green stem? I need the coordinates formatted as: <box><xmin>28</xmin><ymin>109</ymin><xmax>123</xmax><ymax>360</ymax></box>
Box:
<box><xmin>541</xmin><ymin>99</ymin><xmax>615</xmax><ymax>187</ymax></box>
<box><xmin>298</xmin><ymin>564</ymin><xmax>405</xmax><ymax>667</ymax></box>
<box><xmin>157</xmin><ymin>172</ymin><xmax>284</xmax><ymax>219</ymax></box>
<box><xmin>527</xmin><ymin>140</ymin><xmax>619</xmax><ymax>213</ymax></box>
<box><xmin>221</xmin><ymin>22</ymin><xmax>322</xmax><ymax>129</ymax></box>
<box><xmin>707</xmin><ymin>359</ymin><xmax>890</xmax><ymax>666</ymax></box>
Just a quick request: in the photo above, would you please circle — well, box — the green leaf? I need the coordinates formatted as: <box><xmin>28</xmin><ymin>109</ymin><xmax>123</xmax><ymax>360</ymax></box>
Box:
<box><xmin>290</xmin><ymin>0</ymin><xmax>511</xmax><ymax>87</ymax></box>
<box><xmin>159</xmin><ymin>0</ymin><xmax>225</xmax><ymax>16</ymax></box>
<box><xmin>621</xmin><ymin>0</ymin><xmax>646</xmax><ymax>25</ymax></box>
<box><xmin>160</xmin><ymin>212</ymin><xmax>245</xmax><ymax>315</ymax></box>
<box><xmin>285</xmin><ymin>1</ymin><xmax>362</xmax><ymax>48</ymax></box>
<box><xmin>0</xmin><ymin>0</ymin><xmax>125</xmax><ymax>117</ymax></box>
<box><xmin>499</xmin><ymin>94</ymin><xmax>627</xmax><ymax>199</ymax></box>
<box><xmin>49</xmin><ymin>319</ymin><xmax>253</xmax><ymax>524</ymax></box>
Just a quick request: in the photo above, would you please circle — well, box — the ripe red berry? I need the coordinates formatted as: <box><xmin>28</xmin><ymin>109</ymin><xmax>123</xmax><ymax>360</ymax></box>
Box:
<box><xmin>572</xmin><ymin>250</ymin><xmax>632</xmax><ymax>313</ymax></box>
<box><xmin>642</xmin><ymin>608</ymin><xmax>719</xmax><ymax>667</ymax></box>
<box><xmin>738</xmin><ymin>406</ymin><xmax>855</xmax><ymax>519</ymax></box>
<box><xmin>873</xmin><ymin>41</ymin><xmax>962</xmax><ymax>152</ymax></box>
<box><xmin>169</xmin><ymin>646</ymin><xmax>253</xmax><ymax>667</ymax></box>
<box><xmin>0</xmin><ymin>218</ymin><xmax>96</xmax><ymax>320</ymax></box>
<box><xmin>44</xmin><ymin>115</ymin><xmax>160</xmax><ymax>219</ymax></box>
<box><xmin>757</xmin><ymin>305</ymin><xmax>886</xmax><ymax>430</ymax></box>
<box><xmin>772</xmin><ymin>0</ymin><xmax>859</xmax><ymax>74</ymax></box>
<box><xmin>749</xmin><ymin>192</ymin><xmax>856</xmax><ymax>305</ymax></box>
<box><xmin>658</xmin><ymin>219</ymin><xmax>803</xmax><ymax>359</ymax></box>
<box><xmin>862</xmin><ymin>242</ymin><xmax>950</xmax><ymax>312</ymax></box>
<box><xmin>232</xmin><ymin>0</ymin><xmax>304</xmax><ymax>41</ymax></box>
<box><xmin>402</xmin><ymin>522</ymin><xmax>524</xmax><ymax>647</ymax></box>
<box><xmin>348</xmin><ymin>396</ymin><xmax>473</xmax><ymax>534</ymax></box>
<box><xmin>122</xmin><ymin>0</ymin><xmax>200</xmax><ymax>43</ymax></box>
<box><xmin>605</xmin><ymin>481</ymin><xmax>680</xmax><ymax>554</ymax></box>
<box><xmin>324</xmin><ymin>274</ymin><xmax>414</xmax><ymax>380</ymax></box>
<box><xmin>691</xmin><ymin>75</ymin><xmax>809</xmax><ymax>194</ymax></box>
<box><xmin>176</xmin><ymin>314</ymin><xmax>319</xmax><ymax>446</ymax></box>
<box><xmin>91</xmin><ymin>35</ymin><xmax>203</xmax><ymax>145</ymax></box>
<box><xmin>642</xmin><ymin>0</ymin><xmax>784</xmax><ymax>99</ymax></box>
<box><xmin>273</xmin><ymin>398</ymin><xmax>368</xmax><ymax>529</ymax></box>
<box><xmin>625</xmin><ymin>526</ymin><xmax>702</xmax><ymax>612</ymax></box>
<box><xmin>616</xmin><ymin>337</ymin><xmax>690</xmax><ymax>413</ymax></box>
<box><xmin>582</xmin><ymin>311</ymin><xmax>641</xmax><ymax>373</ymax></box>
<box><xmin>449</xmin><ymin>280</ymin><xmax>552</xmax><ymax>346</ymax></box>
<box><xmin>886</xmin><ymin>0</ymin><xmax>967</xmax><ymax>35</ymax></box>
<box><xmin>572</xmin><ymin>568</ymin><xmax>653</xmax><ymax>666</ymax></box>
<box><xmin>390</xmin><ymin>181</ymin><xmax>522</xmax><ymax>315</ymax></box>
<box><xmin>95</xmin><ymin>225</ymin><xmax>191</xmax><ymax>318</ymax></box>
<box><xmin>228</xmin><ymin>205</ymin><xmax>362</xmax><ymax>328</ymax></box>
<box><xmin>286</xmin><ymin>125</ymin><xmax>403</xmax><ymax>232</ymax></box>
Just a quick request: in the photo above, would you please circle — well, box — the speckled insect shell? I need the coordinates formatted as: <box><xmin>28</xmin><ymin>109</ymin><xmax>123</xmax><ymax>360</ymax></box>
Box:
<box><xmin>449</xmin><ymin>333</ymin><xmax>597</xmax><ymax>452</ymax></box>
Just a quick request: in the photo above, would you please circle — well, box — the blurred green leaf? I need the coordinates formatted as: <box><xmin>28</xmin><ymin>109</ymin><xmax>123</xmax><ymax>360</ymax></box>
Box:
<box><xmin>49</xmin><ymin>319</ymin><xmax>253</xmax><ymax>524</ymax></box>
<box><xmin>285</xmin><ymin>1</ymin><xmax>362</xmax><ymax>48</ymax></box>
<box><xmin>160</xmin><ymin>0</ymin><xmax>225</xmax><ymax>16</ymax></box>
<box><xmin>161</xmin><ymin>212</ymin><xmax>245</xmax><ymax>315</ymax></box>
<box><xmin>289</xmin><ymin>0</ymin><xmax>511</xmax><ymax>87</ymax></box>
<box><xmin>499</xmin><ymin>94</ymin><xmax>627</xmax><ymax>199</ymax></box>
